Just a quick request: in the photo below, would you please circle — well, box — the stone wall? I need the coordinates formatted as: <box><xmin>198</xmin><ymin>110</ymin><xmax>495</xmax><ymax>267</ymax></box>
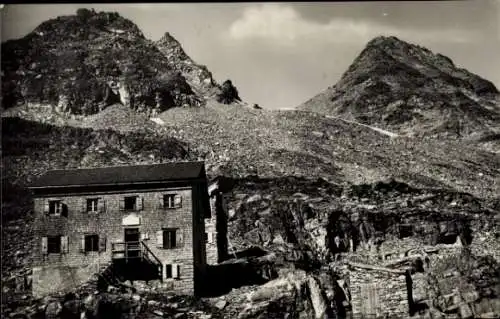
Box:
<box><xmin>32</xmin><ymin>263</ymin><xmax>101</xmax><ymax>296</ymax></box>
<box><xmin>349</xmin><ymin>264</ymin><xmax>411</xmax><ymax>318</ymax></box>
<box><xmin>205</xmin><ymin>195</ymin><xmax>218</xmax><ymax>264</ymax></box>
<box><xmin>205</xmin><ymin>186</ymin><xmax>229</xmax><ymax>264</ymax></box>
<box><xmin>32</xmin><ymin>185</ymin><xmax>205</xmax><ymax>297</ymax></box>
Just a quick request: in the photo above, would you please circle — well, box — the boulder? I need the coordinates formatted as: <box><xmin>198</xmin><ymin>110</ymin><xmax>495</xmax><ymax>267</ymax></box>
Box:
<box><xmin>308</xmin><ymin>276</ymin><xmax>328</xmax><ymax>319</ymax></box>
<box><xmin>215</xmin><ymin>299</ymin><xmax>227</xmax><ymax>310</ymax></box>
<box><xmin>61</xmin><ymin>299</ymin><xmax>83</xmax><ymax>319</ymax></box>
<box><xmin>45</xmin><ymin>301</ymin><xmax>62</xmax><ymax>319</ymax></box>
<box><xmin>246</xmin><ymin>194</ymin><xmax>262</xmax><ymax>204</ymax></box>
<box><xmin>82</xmin><ymin>294</ymin><xmax>101</xmax><ymax>318</ymax></box>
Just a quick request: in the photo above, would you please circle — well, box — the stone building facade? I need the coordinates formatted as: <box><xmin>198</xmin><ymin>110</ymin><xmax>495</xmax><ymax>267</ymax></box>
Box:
<box><xmin>205</xmin><ymin>178</ymin><xmax>229</xmax><ymax>264</ymax></box>
<box><xmin>29</xmin><ymin>162</ymin><xmax>210</xmax><ymax>297</ymax></box>
<box><xmin>348</xmin><ymin>263</ymin><xmax>412</xmax><ymax>318</ymax></box>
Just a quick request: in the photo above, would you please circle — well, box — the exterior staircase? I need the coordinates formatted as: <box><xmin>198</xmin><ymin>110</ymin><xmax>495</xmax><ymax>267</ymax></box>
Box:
<box><xmin>111</xmin><ymin>241</ymin><xmax>163</xmax><ymax>281</ymax></box>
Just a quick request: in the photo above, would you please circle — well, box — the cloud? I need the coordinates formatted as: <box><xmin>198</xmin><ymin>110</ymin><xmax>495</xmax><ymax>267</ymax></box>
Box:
<box><xmin>228</xmin><ymin>4</ymin><xmax>476</xmax><ymax>46</ymax></box>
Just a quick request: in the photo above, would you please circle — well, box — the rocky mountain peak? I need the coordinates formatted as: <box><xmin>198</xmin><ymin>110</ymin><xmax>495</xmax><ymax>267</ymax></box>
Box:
<box><xmin>31</xmin><ymin>8</ymin><xmax>145</xmax><ymax>42</ymax></box>
<box><xmin>1</xmin><ymin>9</ymin><xmax>229</xmax><ymax>115</ymax></box>
<box><xmin>156</xmin><ymin>32</ymin><xmax>190</xmax><ymax>62</ymax></box>
<box><xmin>158</xmin><ymin>32</ymin><xmax>182</xmax><ymax>47</ymax></box>
<box><xmin>299</xmin><ymin>35</ymin><xmax>500</xmax><ymax>141</ymax></box>
<box><xmin>155</xmin><ymin>32</ymin><xmax>221</xmax><ymax>97</ymax></box>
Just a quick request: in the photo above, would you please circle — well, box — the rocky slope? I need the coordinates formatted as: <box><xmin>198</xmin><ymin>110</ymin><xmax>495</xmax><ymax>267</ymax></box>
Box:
<box><xmin>299</xmin><ymin>36</ymin><xmax>500</xmax><ymax>143</ymax></box>
<box><xmin>4</xmin><ymin>102</ymin><xmax>499</xmax><ymax>199</ymax></box>
<box><xmin>0</xmin><ymin>9</ymin><xmax>238</xmax><ymax>116</ymax></box>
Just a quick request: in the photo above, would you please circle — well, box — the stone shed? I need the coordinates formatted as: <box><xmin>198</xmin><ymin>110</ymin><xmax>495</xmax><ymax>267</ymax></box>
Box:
<box><xmin>348</xmin><ymin>262</ymin><xmax>412</xmax><ymax>318</ymax></box>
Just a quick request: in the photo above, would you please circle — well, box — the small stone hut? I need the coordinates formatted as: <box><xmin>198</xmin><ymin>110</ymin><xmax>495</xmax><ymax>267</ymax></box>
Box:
<box><xmin>348</xmin><ymin>262</ymin><xmax>412</xmax><ymax>318</ymax></box>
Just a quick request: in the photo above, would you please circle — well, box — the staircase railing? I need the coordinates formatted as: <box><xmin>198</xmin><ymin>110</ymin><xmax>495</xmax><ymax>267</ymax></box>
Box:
<box><xmin>112</xmin><ymin>241</ymin><xmax>141</xmax><ymax>260</ymax></box>
<box><xmin>140</xmin><ymin>241</ymin><xmax>163</xmax><ymax>279</ymax></box>
<box><xmin>111</xmin><ymin>241</ymin><xmax>163</xmax><ymax>280</ymax></box>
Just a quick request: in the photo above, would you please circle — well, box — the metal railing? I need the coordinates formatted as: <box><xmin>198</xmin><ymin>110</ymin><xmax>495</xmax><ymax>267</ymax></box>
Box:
<box><xmin>111</xmin><ymin>241</ymin><xmax>141</xmax><ymax>260</ymax></box>
<box><xmin>140</xmin><ymin>241</ymin><xmax>162</xmax><ymax>266</ymax></box>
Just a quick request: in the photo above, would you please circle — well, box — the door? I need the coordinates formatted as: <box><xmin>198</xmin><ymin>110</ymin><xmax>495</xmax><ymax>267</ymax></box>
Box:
<box><xmin>124</xmin><ymin>228</ymin><xmax>140</xmax><ymax>258</ymax></box>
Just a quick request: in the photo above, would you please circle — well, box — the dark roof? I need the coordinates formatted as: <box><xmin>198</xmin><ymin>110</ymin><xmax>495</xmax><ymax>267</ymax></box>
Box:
<box><xmin>30</xmin><ymin>161</ymin><xmax>207</xmax><ymax>188</ymax></box>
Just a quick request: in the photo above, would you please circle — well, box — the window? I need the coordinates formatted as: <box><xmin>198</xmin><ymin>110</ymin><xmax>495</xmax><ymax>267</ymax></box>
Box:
<box><xmin>165</xmin><ymin>264</ymin><xmax>172</xmax><ymax>279</ymax></box>
<box><xmin>163</xmin><ymin>194</ymin><xmax>182</xmax><ymax>209</ymax></box>
<box><xmin>163</xmin><ymin>229</ymin><xmax>177</xmax><ymax>249</ymax></box>
<box><xmin>87</xmin><ymin>198</ymin><xmax>99</xmax><ymax>213</ymax></box>
<box><xmin>49</xmin><ymin>201</ymin><xmax>62</xmax><ymax>215</ymax></box>
<box><xmin>204</xmin><ymin>232</ymin><xmax>208</xmax><ymax>242</ymax></box>
<box><xmin>124</xmin><ymin>196</ymin><xmax>136</xmax><ymax>210</ymax></box>
<box><xmin>42</xmin><ymin>236</ymin><xmax>68</xmax><ymax>255</ymax></box>
<box><xmin>84</xmin><ymin>234</ymin><xmax>99</xmax><ymax>252</ymax></box>
<box><xmin>80</xmin><ymin>234</ymin><xmax>106</xmax><ymax>253</ymax></box>
<box><xmin>165</xmin><ymin>264</ymin><xmax>180</xmax><ymax>279</ymax></box>
<box><xmin>47</xmin><ymin>236</ymin><xmax>61</xmax><ymax>253</ymax></box>
<box><xmin>120</xmin><ymin>196</ymin><xmax>143</xmax><ymax>211</ymax></box>
<box><xmin>164</xmin><ymin>194</ymin><xmax>175</xmax><ymax>209</ymax></box>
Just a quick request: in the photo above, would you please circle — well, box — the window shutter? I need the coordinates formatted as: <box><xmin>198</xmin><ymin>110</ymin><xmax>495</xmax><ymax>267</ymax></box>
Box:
<box><xmin>41</xmin><ymin>237</ymin><xmax>48</xmax><ymax>255</ymax></box>
<box><xmin>99</xmin><ymin>235</ymin><xmax>106</xmax><ymax>252</ymax></box>
<box><xmin>82</xmin><ymin>199</ymin><xmax>87</xmax><ymax>213</ymax></box>
<box><xmin>172</xmin><ymin>263</ymin><xmax>179</xmax><ymax>279</ymax></box>
<box><xmin>61</xmin><ymin>236</ymin><xmax>69</xmax><ymax>253</ymax></box>
<box><xmin>158</xmin><ymin>195</ymin><xmax>164</xmax><ymax>209</ymax></box>
<box><xmin>61</xmin><ymin>203</ymin><xmax>68</xmax><ymax>217</ymax></box>
<box><xmin>137</xmin><ymin>196</ymin><xmax>143</xmax><ymax>211</ymax></box>
<box><xmin>80</xmin><ymin>235</ymin><xmax>86</xmax><ymax>253</ymax></box>
<box><xmin>43</xmin><ymin>201</ymin><xmax>50</xmax><ymax>215</ymax></box>
<box><xmin>119</xmin><ymin>198</ymin><xmax>125</xmax><ymax>211</ymax></box>
<box><xmin>156</xmin><ymin>231</ymin><xmax>163</xmax><ymax>248</ymax></box>
<box><xmin>54</xmin><ymin>201</ymin><xmax>61</xmax><ymax>216</ymax></box>
<box><xmin>98</xmin><ymin>199</ymin><xmax>106</xmax><ymax>213</ymax></box>
<box><xmin>174</xmin><ymin>195</ymin><xmax>182</xmax><ymax>208</ymax></box>
<box><xmin>176</xmin><ymin>229</ymin><xmax>184</xmax><ymax>248</ymax></box>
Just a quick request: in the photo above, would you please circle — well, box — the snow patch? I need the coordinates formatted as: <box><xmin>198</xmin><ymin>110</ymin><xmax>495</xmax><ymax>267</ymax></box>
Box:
<box><xmin>150</xmin><ymin>117</ymin><xmax>165</xmax><ymax>125</ymax></box>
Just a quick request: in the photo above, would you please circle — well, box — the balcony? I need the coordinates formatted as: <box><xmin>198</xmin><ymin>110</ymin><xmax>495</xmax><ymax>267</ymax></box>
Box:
<box><xmin>111</xmin><ymin>241</ymin><xmax>162</xmax><ymax>281</ymax></box>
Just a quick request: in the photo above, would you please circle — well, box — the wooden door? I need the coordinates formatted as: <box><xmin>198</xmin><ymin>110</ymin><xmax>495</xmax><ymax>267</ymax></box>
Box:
<box><xmin>124</xmin><ymin>228</ymin><xmax>140</xmax><ymax>258</ymax></box>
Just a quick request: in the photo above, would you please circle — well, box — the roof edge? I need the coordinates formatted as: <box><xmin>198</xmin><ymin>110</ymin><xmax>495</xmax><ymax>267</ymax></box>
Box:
<box><xmin>28</xmin><ymin>177</ymin><xmax>208</xmax><ymax>190</ymax></box>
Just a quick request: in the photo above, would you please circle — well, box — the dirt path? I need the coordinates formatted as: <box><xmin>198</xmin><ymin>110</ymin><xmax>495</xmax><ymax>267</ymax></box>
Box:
<box><xmin>324</xmin><ymin>114</ymin><xmax>399</xmax><ymax>138</ymax></box>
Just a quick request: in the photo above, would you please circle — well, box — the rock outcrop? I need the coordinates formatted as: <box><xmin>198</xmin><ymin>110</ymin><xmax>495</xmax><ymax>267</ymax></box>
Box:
<box><xmin>155</xmin><ymin>32</ymin><xmax>222</xmax><ymax>99</ymax></box>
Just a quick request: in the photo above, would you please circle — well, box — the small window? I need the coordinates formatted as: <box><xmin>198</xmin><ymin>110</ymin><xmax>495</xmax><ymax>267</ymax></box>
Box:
<box><xmin>165</xmin><ymin>264</ymin><xmax>172</xmax><ymax>279</ymax></box>
<box><xmin>163</xmin><ymin>229</ymin><xmax>177</xmax><ymax>249</ymax></box>
<box><xmin>163</xmin><ymin>194</ymin><xmax>182</xmax><ymax>209</ymax></box>
<box><xmin>47</xmin><ymin>236</ymin><xmax>61</xmax><ymax>253</ymax></box>
<box><xmin>165</xmin><ymin>264</ymin><xmax>180</xmax><ymax>279</ymax></box>
<box><xmin>204</xmin><ymin>232</ymin><xmax>208</xmax><ymax>242</ymax></box>
<box><xmin>164</xmin><ymin>194</ymin><xmax>176</xmax><ymax>209</ymax></box>
<box><xmin>49</xmin><ymin>201</ymin><xmax>62</xmax><ymax>215</ymax></box>
<box><xmin>87</xmin><ymin>198</ymin><xmax>99</xmax><ymax>213</ymax></box>
<box><xmin>85</xmin><ymin>234</ymin><xmax>99</xmax><ymax>252</ymax></box>
<box><xmin>124</xmin><ymin>196</ymin><xmax>136</xmax><ymax>210</ymax></box>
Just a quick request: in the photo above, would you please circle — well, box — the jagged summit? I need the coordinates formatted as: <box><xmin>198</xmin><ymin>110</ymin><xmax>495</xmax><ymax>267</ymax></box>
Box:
<box><xmin>30</xmin><ymin>8</ymin><xmax>145</xmax><ymax>42</ymax></box>
<box><xmin>0</xmin><ymin>9</ymin><xmax>237</xmax><ymax>116</ymax></box>
<box><xmin>299</xmin><ymin>35</ymin><xmax>500</xmax><ymax>140</ymax></box>
<box><xmin>155</xmin><ymin>32</ymin><xmax>221</xmax><ymax>97</ymax></box>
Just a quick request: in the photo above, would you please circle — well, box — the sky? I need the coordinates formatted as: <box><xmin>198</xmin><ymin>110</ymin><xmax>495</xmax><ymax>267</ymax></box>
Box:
<box><xmin>2</xmin><ymin>1</ymin><xmax>499</xmax><ymax>109</ymax></box>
